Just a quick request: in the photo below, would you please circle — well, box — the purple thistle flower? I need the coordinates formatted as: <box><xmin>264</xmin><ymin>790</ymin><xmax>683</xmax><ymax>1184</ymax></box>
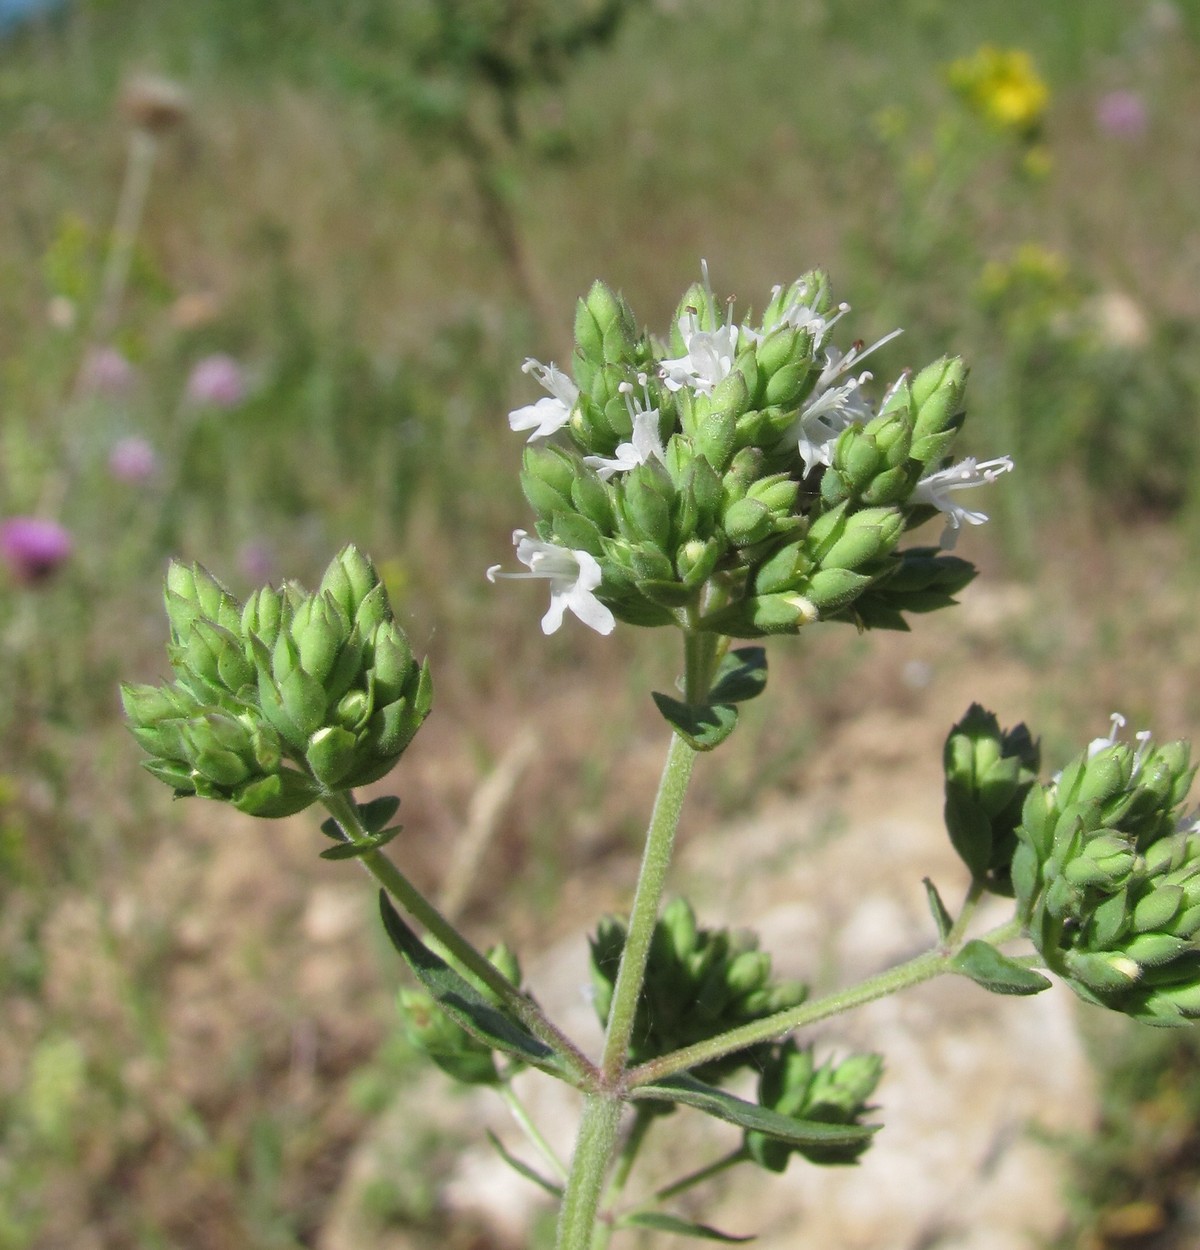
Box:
<box><xmin>1095</xmin><ymin>90</ymin><xmax>1148</xmax><ymax>140</ymax></box>
<box><xmin>108</xmin><ymin>436</ymin><xmax>159</xmax><ymax>483</ymax></box>
<box><xmin>0</xmin><ymin>517</ymin><xmax>73</xmax><ymax>583</ymax></box>
<box><xmin>80</xmin><ymin>346</ymin><xmax>136</xmax><ymax>397</ymax></box>
<box><xmin>186</xmin><ymin>353</ymin><xmax>247</xmax><ymax>408</ymax></box>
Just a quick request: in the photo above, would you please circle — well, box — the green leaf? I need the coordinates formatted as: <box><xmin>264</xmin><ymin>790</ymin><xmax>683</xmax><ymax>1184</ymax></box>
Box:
<box><xmin>652</xmin><ymin>693</ymin><xmax>738</xmax><ymax>752</ymax></box>
<box><xmin>377</xmin><ymin>893</ymin><xmax>559</xmax><ymax>1070</ymax></box>
<box><xmin>620</xmin><ymin>1211</ymin><xmax>754</xmax><ymax>1243</ymax></box>
<box><xmin>950</xmin><ymin>940</ymin><xmax>1052</xmax><ymax>996</ymax></box>
<box><xmin>708</xmin><ymin>647</ymin><xmax>768</xmax><ymax>705</ymax></box>
<box><xmin>358</xmin><ymin>795</ymin><xmax>401</xmax><ymax>834</ymax></box>
<box><xmin>923</xmin><ymin>878</ymin><xmax>954</xmax><ymax>944</ymax></box>
<box><xmin>632</xmin><ymin>1074</ymin><xmax>877</xmax><ymax>1150</ymax></box>
<box><xmin>319</xmin><ymin>824</ymin><xmax>403</xmax><ymax>860</ymax></box>
<box><xmin>485</xmin><ymin>1130</ymin><xmax>562</xmax><ymax>1198</ymax></box>
<box><xmin>319</xmin><ymin>815</ymin><xmax>345</xmax><ymax>842</ymax></box>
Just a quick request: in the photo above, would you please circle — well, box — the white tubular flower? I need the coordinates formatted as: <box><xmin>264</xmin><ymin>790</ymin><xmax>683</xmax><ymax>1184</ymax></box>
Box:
<box><xmin>487</xmin><ymin>531</ymin><xmax>616</xmax><ymax>636</ymax></box>
<box><xmin>508</xmin><ymin>358</ymin><xmax>579</xmax><ymax>441</ymax></box>
<box><xmin>912</xmin><ymin>455</ymin><xmax>1015</xmax><ymax>549</ymax></box>
<box><xmin>659</xmin><ymin>315</ymin><xmax>739</xmax><ymax>395</ymax></box>
<box><xmin>583</xmin><ymin>380</ymin><xmax>667</xmax><ymax>481</ymax></box>
<box><xmin>792</xmin><ymin>329</ymin><xmax>903</xmax><ymax>476</ymax></box>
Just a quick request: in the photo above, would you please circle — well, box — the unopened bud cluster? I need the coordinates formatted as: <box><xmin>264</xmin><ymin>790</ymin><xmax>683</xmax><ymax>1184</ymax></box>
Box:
<box><xmin>400</xmin><ymin>943</ymin><xmax>523</xmax><ymax>1086</ymax></box>
<box><xmin>943</xmin><ymin>704</ymin><xmax>1040</xmax><ymax>893</ymax></box>
<box><xmin>748</xmin><ymin>1040</ymin><xmax>883</xmax><ymax>1170</ymax></box>
<box><xmin>589</xmin><ymin>898</ymin><xmax>806</xmax><ymax>1084</ymax></box>
<box><xmin>498</xmin><ymin>268</ymin><xmax>1011</xmax><ymax>637</ymax></box>
<box><xmin>122</xmin><ymin>546</ymin><xmax>431</xmax><ymax>817</ymax></box>
<box><xmin>1014</xmin><ymin>722</ymin><xmax>1200</xmax><ymax>1023</ymax></box>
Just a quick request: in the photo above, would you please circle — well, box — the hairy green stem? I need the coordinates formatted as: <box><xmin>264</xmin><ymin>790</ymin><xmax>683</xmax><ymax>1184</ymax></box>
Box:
<box><xmin>556</xmin><ymin>1095</ymin><xmax>624</xmax><ymax>1250</ymax></box>
<box><xmin>600</xmin><ymin>729</ymin><xmax>697</xmax><ymax>1082</ymax></box>
<box><xmin>322</xmin><ymin>791</ymin><xmax>594</xmax><ymax>1084</ymax></box>
<box><xmin>628</xmin><ymin>916</ymin><xmax>1025</xmax><ymax>1088</ymax></box>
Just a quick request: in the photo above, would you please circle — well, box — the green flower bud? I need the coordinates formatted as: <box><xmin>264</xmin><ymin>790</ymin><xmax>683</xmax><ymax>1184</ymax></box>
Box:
<box><xmin>242</xmin><ymin>586</ymin><xmax>286</xmax><ymax>651</ymax></box>
<box><xmin>291</xmin><ymin>593</ymin><xmax>349</xmax><ymax>685</ymax></box>
<box><xmin>318</xmin><ymin>545</ymin><xmax>379</xmax><ymax>624</ymax></box>
<box><xmin>801</xmin><ymin>567</ymin><xmax>873</xmax><ymax>612</ymax></box>
<box><xmin>724</xmin><ymin>497</ymin><xmax>773</xmax><ymax>547</ymax></box>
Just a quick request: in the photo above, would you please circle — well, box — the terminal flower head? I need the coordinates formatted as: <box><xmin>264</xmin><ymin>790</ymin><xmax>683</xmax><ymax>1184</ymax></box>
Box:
<box><xmin>913</xmin><ymin>456</ymin><xmax>1014</xmax><ymax>548</ymax></box>
<box><xmin>1095</xmin><ymin>89</ymin><xmax>1148</xmax><ymax>140</ymax></box>
<box><xmin>487</xmin><ymin>531</ymin><xmax>615</xmax><ymax>636</ymax></box>
<box><xmin>583</xmin><ymin>379</ymin><xmax>667</xmax><ymax>480</ymax></box>
<box><xmin>509</xmin><ymin>358</ymin><xmax>578</xmax><ymax>441</ymax></box>
<box><xmin>0</xmin><ymin>516</ymin><xmax>73</xmax><ymax>583</ymax></box>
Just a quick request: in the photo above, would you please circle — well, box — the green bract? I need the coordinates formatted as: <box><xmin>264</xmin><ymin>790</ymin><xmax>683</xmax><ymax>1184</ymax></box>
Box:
<box><xmin>1013</xmin><ymin>725</ymin><xmax>1200</xmax><ymax>1024</ymax></box>
<box><xmin>500</xmin><ymin>269</ymin><xmax>1009</xmax><ymax>640</ymax></box>
<box><xmin>122</xmin><ymin>545</ymin><xmax>432</xmax><ymax>817</ymax></box>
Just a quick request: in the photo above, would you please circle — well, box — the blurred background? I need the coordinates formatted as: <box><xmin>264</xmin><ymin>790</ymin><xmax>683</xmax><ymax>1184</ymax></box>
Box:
<box><xmin>2</xmin><ymin>1</ymin><xmax>1200</xmax><ymax>1246</ymax></box>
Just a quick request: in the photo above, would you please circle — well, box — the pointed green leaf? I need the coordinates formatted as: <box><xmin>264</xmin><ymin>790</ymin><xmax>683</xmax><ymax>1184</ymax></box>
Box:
<box><xmin>632</xmin><ymin>1074</ymin><xmax>877</xmax><ymax>1150</ymax></box>
<box><xmin>485</xmin><ymin>1131</ymin><xmax>563</xmax><ymax>1198</ymax></box>
<box><xmin>319</xmin><ymin>824</ymin><xmax>403</xmax><ymax>860</ymax></box>
<box><xmin>923</xmin><ymin>877</ymin><xmax>954</xmax><ymax>944</ymax></box>
<box><xmin>950</xmin><ymin>940</ymin><xmax>1052</xmax><ymax>996</ymax></box>
<box><xmin>377</xmin><ymin>893</ymin><xmax>558</xmax><ymax>1070</ymax></box>
<box><xmin>359</xmin><ymin>795</ymin><xmax>401</xmax><ymax>834</ymax></box>
<box><xmin>620</xmin><ymin>1212</ymin><xmax>754</xmax><ymax>1243</ymax></box>
<box><xmin>652</xmin><ymin>693</ymin><xmax>739</xmax><ymax>752</ymax></box>
<box><xmin>707</xmin><ymin>647</ymin><xmax>768</xmax><ymax>705</ymax></box>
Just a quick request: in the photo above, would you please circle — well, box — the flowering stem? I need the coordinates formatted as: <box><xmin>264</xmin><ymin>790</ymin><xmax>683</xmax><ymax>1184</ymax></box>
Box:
<box><xmin>558</xmin><ymin>637</ymin><xmax>706</xmax><ymax>1249</ymax></box>
<box><xmin>556</xmin><ymin>1094</ymin><xmax>624</xmax><ymax>1250</ymax></box>
<box><xmin>321</xmin><ymin>791</ymin><xmax>594</xmax><ymax>1084</ymax></box>
<box><xmin>627</xmin><ymin>915</ymin><xmax>1025</xmax><ymax>1088</ymax></box>
<box><xmin>94</xmin><ymin>128</ymin><xmax>158</xmax><ymax>341</ymax></box>
<box><xmin>600</xmin><ymin>728</ymin><xmax>697</xmax><ymax>1082</ymax></box>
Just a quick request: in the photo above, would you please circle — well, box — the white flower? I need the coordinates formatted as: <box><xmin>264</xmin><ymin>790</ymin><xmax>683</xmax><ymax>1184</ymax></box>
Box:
<box><xmin>792</xmin><ymin>329</ymin><xmax>903</xmax><ymax>476</ymax></box>
<box><xmin>508</xmin><ymin>358</ymin><xmax>579</xmax><ymax>441</ymax></box>
<box><xmin>660</xmin><ymin>315</ymin><xmax>739</xmax><ymax>395</ymax></box>
<box><xmin>487</xmin><ymin>530</ymin><xmax>616</xmax><ymax>636</ymax></box>
<box><xmin>912</xmin><ymin>455</ymin><xmax>1015</xmax><ymax>548</ymax></box>
<box><xmin>583</xmin><ymin>380</ymin><xmax>667</xmax><ymax>480</ymax></box>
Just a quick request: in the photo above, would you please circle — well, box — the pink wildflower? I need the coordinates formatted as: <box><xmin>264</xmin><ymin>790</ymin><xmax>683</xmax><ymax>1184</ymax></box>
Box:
<box><xmin>81</xmin><ymin>346</ymin><xmax>136</xmax><ymax>397</ymax></box>
<box><xmin>0</xmin><ymin>517</ymin><xmax>73</xmax><ymax>583</ymax></box>
<box><xmin>186</xmin><ymin>354</ymin><xmax>247</xmax><ymax>408</ymax></box>
<box><xmin>1095</xmin><ymin>90</ymin><xmax>1148</xmax><ymax>139</ymax></box>
<box><xmin>108</xmin><ymin>436</ymin><xmax>159</xmax><ymax>483</ymax></box>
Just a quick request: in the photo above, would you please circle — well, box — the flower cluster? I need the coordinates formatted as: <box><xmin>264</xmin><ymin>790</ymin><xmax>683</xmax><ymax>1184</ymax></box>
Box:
<box><xmin>491</xmin><ymin>267</ymin><xmax>1011</xmax><ymax>637</ymax></box>
<box><xmin>589</xmin><ymin>898</ymin><xmax>807</xmax><ymax>1085</ymax></box>
<box><xmin>947</xmin><ymin>45</ymin><xmax>1049</xmax><ymax>137</ymax></box>
<box><xmin>1013</xmin><ymin>715</ymin><xmax>1200</xmax><ymax>1023</ymax></box>
<box><xmin>122</xmin><ymin>546</ymin><xmax>431</xmax><ymax>817</ymax></box>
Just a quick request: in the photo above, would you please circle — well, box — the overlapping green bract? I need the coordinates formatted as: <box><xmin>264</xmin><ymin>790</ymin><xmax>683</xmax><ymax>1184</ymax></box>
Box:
<box><xmin>122</xmin><ymin>546</ymin><xmax>431</xmax><ymax>817</ymax></box>
<box><xmin>1013</xmin><ymin>733</ymin><xmax>1200</xmax><ymax>1024</ymax></box>
<box><xmin>589</xmin><ymin>898</ymin><xmax>806</xmax><ymax>1085</ymax></box>
<box><xmin>521</xmin><ymin>273</ymin><xmax>981</xmax><ymax>637</ymax></box>
<box><xmin>747</xmin><ymin>1041</ymin><xmax>883</xmax><ymax>1171</ymax></box>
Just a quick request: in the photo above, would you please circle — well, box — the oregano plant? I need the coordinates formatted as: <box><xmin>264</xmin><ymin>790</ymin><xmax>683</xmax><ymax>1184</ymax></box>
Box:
<box><xmin>124</xmin><ymin>264</ymin><xmax>1199</xmax><ymax>1247</ymax></box>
